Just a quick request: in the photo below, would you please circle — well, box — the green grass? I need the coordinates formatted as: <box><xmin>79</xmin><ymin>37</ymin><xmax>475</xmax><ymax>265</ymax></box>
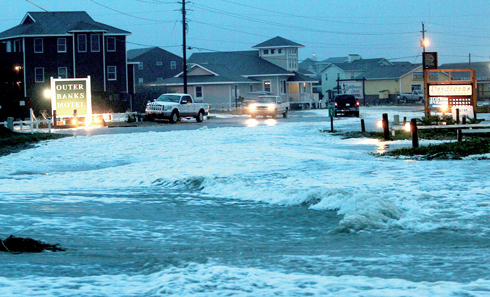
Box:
<box><xmin>324</xmin><ymin>128</ymin><xmax>490</xmax><ymax>160</ymax></box>
<box><xmin>0</xmin><ymin>127</ymin><xmax>68</xmax><ymax>157</ymax></box>
<box><xmin>380</xmin><ymin>138</ymin><xmax>490</xmax><ymax>160</ymax></box>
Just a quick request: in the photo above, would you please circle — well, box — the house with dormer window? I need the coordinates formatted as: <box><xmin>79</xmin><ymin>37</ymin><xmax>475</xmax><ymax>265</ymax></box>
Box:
<box><xmin>0</xmin><ymin>11</ymin><xmax>132</xmax><ymax>115</ymax></box>
<box><xmin>153</xmin><ymin>36</ymin><xmax>318</xmax><ymax>110</ymax></box>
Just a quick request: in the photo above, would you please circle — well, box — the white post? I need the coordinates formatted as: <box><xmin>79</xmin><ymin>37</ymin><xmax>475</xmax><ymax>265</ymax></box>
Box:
<box><xmin>29</xmin><ymin>108</ymin><xmax>34</xmax><ymax>133</ymax></box>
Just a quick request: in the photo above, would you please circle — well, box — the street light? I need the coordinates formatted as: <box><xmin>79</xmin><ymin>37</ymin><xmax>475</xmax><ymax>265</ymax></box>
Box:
<box><xmin>421</xmin><ymin>38</ymin><xmax>429</xmax><ymax>52</ymax></box>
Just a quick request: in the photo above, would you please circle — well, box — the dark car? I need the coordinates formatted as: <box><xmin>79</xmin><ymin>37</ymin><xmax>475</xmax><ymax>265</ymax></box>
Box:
<box><xmin>334</xmin><ymin>95</ymin><xmax>360</xmax><ymax>117</ymax></box>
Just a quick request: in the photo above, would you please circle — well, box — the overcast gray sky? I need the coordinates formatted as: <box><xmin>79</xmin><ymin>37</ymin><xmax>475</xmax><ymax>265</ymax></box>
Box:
<box><xmin>4</xmin><ymin>0</ymin><xmax>490</xmax><ymax>65</ymax></box>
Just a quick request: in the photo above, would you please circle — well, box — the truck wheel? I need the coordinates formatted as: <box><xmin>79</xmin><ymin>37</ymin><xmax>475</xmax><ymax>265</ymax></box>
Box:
<box><xmin>283</xmin><ymin>109</ymin><xmax>288</xmax><ymax>118</ymax></box>
<box><xmin>402</xmin><ymin>96</ymin><xmax>407</xmax><ymax>103</ymax></box>
<box><xmin>196</xmin><ymin>110</ymin><xmax>204</xmax><ymax>122</ymax></box>
<box><xmin>169</xmin><ymin>111</ymin><xmax>179</xmax><ymax>123</ymax></box>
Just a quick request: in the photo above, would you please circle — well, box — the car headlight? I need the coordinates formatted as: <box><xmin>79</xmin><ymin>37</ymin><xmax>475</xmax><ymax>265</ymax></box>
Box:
<box><xmin>267</xmin><ymin>104</ymin><xmax>275</xmax><ymax>111</ymax></box>
<box><xmin>249</xmin><ymin>104</ymin><xmax>257</xmax><ymax>111</ymax></box>
<box><xmin>164</xmin><ymin>106</ymin><xmax>172</xmax><ymax>111</ymax></box>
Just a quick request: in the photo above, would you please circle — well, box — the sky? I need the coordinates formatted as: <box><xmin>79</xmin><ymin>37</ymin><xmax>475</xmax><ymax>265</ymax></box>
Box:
<box><xmin>2</xmin><ymin>0</ymin><xmax>490</xmax><ymax>65</ymax></box>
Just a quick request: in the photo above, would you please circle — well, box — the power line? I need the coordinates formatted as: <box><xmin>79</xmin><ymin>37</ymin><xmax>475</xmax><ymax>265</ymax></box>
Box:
<box><xmin>24</xmin><ymin>0</ymin><xmax>48</xmax><ymax>12</ymax></box>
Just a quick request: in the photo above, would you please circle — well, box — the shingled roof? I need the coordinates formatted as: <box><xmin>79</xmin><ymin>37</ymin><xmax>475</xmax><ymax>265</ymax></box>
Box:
<box><xmin>357</xmin><ymin>62</ymin><xmax>421</xmax><ymax>80</ymax></box>
<box><xmin>252</xmin><ymin>36</ymin><xmax>304</xmax><ymax>49</ymax></box>
<box><xmin>0</xmin><ymin>11</ymin><xmax>130</xmax><ymax>39</ymax></box>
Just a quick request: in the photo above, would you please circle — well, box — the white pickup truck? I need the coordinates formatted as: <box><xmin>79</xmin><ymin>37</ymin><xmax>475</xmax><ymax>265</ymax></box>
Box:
<box><xmin>145</xmin><ymin>93</ymin><xmax>209</xmax><ymax>123</ymax></box>
<box><xmin>246</xmin><ymin>95</ymin><xmax>289</xmax><ymax>119</ymax></box>
<box><xmin>397</xmin><ymin>90</ymin><xmax>424</xmax><ymax>103</ymax></box>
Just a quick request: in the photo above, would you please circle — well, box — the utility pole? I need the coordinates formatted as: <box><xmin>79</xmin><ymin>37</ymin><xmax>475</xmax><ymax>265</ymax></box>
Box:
<box><xmin>181</xmin><ymin>1</ymin><xmax>188</xmax><ymax>94</ymax></box>
<box><xmin>421</xmin><ymin>22</ymin><xmax>427</xmax><ymax>52</ymax></box>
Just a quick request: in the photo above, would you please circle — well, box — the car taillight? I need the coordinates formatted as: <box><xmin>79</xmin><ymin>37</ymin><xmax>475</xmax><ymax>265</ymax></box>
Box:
<box><xmin>334</xmin><ymin>102</ymin><xmax>338</xmax><ymax>107</ymax></box>
<box><xmin>356</xmin><ymin>102</ymin><xmax>360</xmax><ymax>106</ymax></box>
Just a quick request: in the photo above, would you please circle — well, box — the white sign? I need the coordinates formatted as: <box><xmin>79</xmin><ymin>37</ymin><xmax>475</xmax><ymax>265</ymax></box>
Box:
<box><xmin>429</xmin><ymin>97</ymin><xmax>448</xmax><ymax>108</ymax></box>
<box><xmin>429</xmin><ymin>85</ymin><xmax>472</xmax><ymax>96</ymax></box>
<box><xmin>452</xmin><ymin>106</ymin><xmax>474</xmax><ymax>121</ymax></box>
<box><xmin>50</xmin><ymin>77</ymin><xmax>92</xmax><ymax>118</ymax></box>
<box><xmin>341</xmin><ymin>81</ymin><xmax>364</xmax><ymax>100</ymax></box>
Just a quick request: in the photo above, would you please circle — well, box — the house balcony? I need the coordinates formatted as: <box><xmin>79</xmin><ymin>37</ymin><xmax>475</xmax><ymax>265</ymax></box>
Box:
<box><xmin>288</xmin><ymin>93</ymin><xmax>319</xmax><ymax>109</ymax></box>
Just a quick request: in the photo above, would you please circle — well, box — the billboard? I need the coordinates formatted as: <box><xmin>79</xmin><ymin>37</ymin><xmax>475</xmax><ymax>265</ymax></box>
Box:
<box><xmin>340</xmin><ymin>81</ymin><xmax>364</xmax><ymax>100</ymax></box>
<box><xmin>51</xmin><ymin>77</ymin><xmax>92</xmax><ymax>117</ymax></box>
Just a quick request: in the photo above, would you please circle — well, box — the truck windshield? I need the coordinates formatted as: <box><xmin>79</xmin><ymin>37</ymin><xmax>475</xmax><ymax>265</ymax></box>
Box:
<box><xmin>257</xmin><ymin>96</ymin><xmax>277</xmax><ymax>103</ymax></box>
<box><xmin>155</xmin><ymin>94</ymin><xmax>180</xmax><ymax>103</ymax></box>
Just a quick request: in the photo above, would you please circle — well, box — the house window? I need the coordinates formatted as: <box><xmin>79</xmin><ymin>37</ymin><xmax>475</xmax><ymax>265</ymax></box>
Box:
<box><xmin>280</xmin><ymin>80</ymin><xmax>287</xmax><ymax>94</ymax></box>
<box><xmin>91</xmin><ymin>34</ymin><xmax>100</xmax><ymax>52</ymax></box>
<box><xmin>14</xmin><ymin>40</ymin><xmax>22</xmax><ymax>52</ymax></box>
<box><xmin>35</xmin><ymin>67</ymin><xmax>44</xmax><ymax>83</ymax></box>
<box><xmin>5</xmin><ymin>41</ymin><xmax>11</xmax><ymax>53</ymax></box>
<box><xmin>34</xmin><ymin>38</ymin><xmax>43</xmax><ymax>53</ymax></box>
<box><xmin>138</xmin><ymin>78</ymin><xmax>144</xmax><ymax>85</ymax></box>
<box><xmin>411</xmin><ymin>84</ymin><xmax>422</xmax><ymax>92</ymax></box>
<box><xmin>195</xmin><ymin>86</ymin><xmax>203</xmax><ymax>99</ymax></box>
<box><xmin>324</xmin><ymin>73</ymin><xmax>328</xmax><ymax>81</ymax></box>
<box><xmin>138</xmin><ymin>62</ymin><xmax>143</xmax><ymax>70</ymax></box>
<box><xmin>57</xmin><ymin>38</ymin><xmax>67</xmax><ymax>53</ymax></box>
<box><xmin>250</xmin><ymin>85</ymin><xmax>253</xmax><ymax>92</ymax></box>
<box><xmin>263</xmin><ymin>49</ymin><xmax>269</xmax><ymax>55</ymax></box>
<box><xmin>58</xmin><ymin>67</ymin><xmax>68</xmax><ymax>79</ymax></box>
<box><xmin>170</xmin><ymin>61</ymin><xmax>177</xmax><ymax>69</ymax></box>
<box><xmin>278</xmin><ymin>49</ymin><xmax>282</xmax><ymax>54</ymax></box>
<box><xmin>78</xmin><ymin>34</ymin><xmax>87</xmax><ymax>52</ymax></box>
<box><xmin>263</xmin><ymin>80</ymin><xmax>271</xmax><ymax>92</ymax></box>
<box><xmin>156</xmin><ymin>61</ymin><xmax>163</xmax><ymax>66</ymax></box>
<box><xmin>107</xmin><ymin>66</ymin><xmax>117</xmax><ymax>80</ymax></box>
<box><xmin>107</xmin><ymin>37</ymin><xmax>116</xmax><ymax>52</ymax></box>
<box><xmin>271</xmin><ymin>49</ymin><xmax>276</xmax><ymax>55</ymax></box>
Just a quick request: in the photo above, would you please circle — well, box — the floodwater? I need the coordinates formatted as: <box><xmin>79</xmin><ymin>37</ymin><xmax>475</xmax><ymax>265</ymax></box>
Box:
<box><xmin>1</xmin><ymin>113</ymin><xmax>490</xmax><ymax>296</ymax></box>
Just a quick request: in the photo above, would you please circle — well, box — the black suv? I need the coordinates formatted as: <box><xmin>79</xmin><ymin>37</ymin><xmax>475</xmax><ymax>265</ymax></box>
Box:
<box><xmin>334</xmin><ymin>95</ymin><xmax>360</xmax><ymax>117</ymax></box>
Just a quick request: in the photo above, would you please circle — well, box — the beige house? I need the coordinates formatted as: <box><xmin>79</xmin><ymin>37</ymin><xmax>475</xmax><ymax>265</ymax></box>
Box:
<box><xmin>154</xmin><ymin>37</ymin><xmax>318</xmax><ymax>110</ymax></box>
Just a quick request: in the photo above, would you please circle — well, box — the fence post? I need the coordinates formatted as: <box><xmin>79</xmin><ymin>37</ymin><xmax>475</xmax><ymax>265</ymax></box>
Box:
<box><xmin>383</xmin><ymin>113</ymin><xmax>390</xmax><ymax>141</ymax></box>
<box><xmin>457</xmin><ymin>129</ymin><xmax>462</xmax><ymax>142</ymax></box>
<box><xmin>456</xmin><ymin>108</ymin><xmax>460</xmax><ymax>124</ymax></box>
<box><xmin>53</xmin><ymin>110</ymin><xmax>57</xmax><ymax>127</ymax></box>
<box><xmin>361</xmin><ymin>119</ymin><xmax>365</xmax><ymax>132</ymax></box>
<box><xmin>7</xmin><ymin>117</ymin><xmax>14</xmax><ymax>132</ymax></box>
<box><xmin>411</xmin><ymin>118</ymin><xmax>419</xmax><ymax>148</ymax></box>
<box><xmin>29</xmin><ymin>108</ymin><xmax>34</xmax><ymax>134</ymax></box>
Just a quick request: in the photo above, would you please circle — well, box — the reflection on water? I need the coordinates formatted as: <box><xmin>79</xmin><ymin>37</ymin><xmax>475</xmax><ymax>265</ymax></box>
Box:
<box><xmin>246</xmin><ymin>118</ymin><xmax>277</xmax><ymax>127</ymax></box>
<box><xmin>265</xmin><ymin>119</ymin><xmax>277</xmax><ymax>126</ymax></box>
<box><xmin>376</xmin><ymin>142</ymin><xmax>389</xmax><ymax>154</ymax></box>
<box><xmin>246</xmin><ymin>119</ymin><xmax>259</xmax><ymax>127</ymax></box>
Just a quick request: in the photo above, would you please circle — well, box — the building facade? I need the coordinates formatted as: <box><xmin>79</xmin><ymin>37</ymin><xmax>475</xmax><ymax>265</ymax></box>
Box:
<box><xmin>128</xmin><ymin>47</ymin><xmax>183</xmax><ymax>86</ymax></box>
<box><xmin>155</xmin><ymin>37</ymin><xmax>318</xmax><ymax>110</ymax></box>
<box><xmin>0</xmin><ymin>11</ymin><xmax>132</xmax><ymax>115</ymax></box>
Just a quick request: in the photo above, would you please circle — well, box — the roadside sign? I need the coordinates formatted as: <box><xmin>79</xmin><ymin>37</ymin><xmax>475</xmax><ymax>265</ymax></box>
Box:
<box><xmin>50</xmin><ymin>77</ymin><xmax>92</xmax><ymax>118</ymax></box>
<box><xmin>452</xmin><ymin>106</ymin><xmax>474</xmax><ymax>120</ymax></box>
<box><xmin>328</xmin><ymin>103</ymin><xmax>335</xmax><ymax>117</ymax></box>
<box><xmin>429</xmin><ymin>97</ymin><xmax>448</xmax><ymax>109</ymax></box>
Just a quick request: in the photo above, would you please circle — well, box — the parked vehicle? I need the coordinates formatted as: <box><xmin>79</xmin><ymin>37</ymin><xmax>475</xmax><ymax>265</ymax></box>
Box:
<box><xmin>145</xmin><ymin>94</ymin><xmax>209</xmax><ymax>123</ymax></box>
<box><xmin>246</xmin><ymin>95</ymin><xmax>289</xmax><ymax>119</ymax></box>
<box><xmin>334</xmin><ymin>94</ymin><xmax>360</xmax><ymax>117</ymax></box>
<box><xmin>397</xmin><ymin>90</ymin><xmax>424</xmax><ymax>103</ymax></box>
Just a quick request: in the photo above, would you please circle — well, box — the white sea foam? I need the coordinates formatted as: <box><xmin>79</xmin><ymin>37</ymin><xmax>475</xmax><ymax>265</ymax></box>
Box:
<box><xmin>1</xmin><ymin>108</ymin><xmax>489</xmax><ymax>235</ymax></box>
<box><xmin>1</xmin><ymin>263</ymin><xmax>489</xmax><ymax>297</ymax></box>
